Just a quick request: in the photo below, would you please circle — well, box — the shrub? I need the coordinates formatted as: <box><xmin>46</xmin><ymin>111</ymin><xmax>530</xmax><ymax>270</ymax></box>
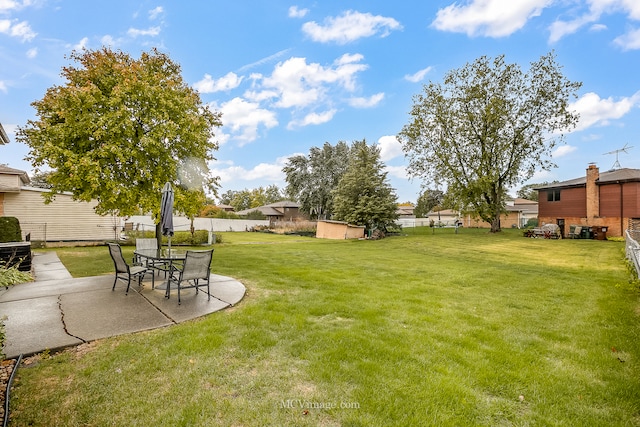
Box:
<box><xmin>526</xmin><ymin>218</ymin><xmax>538</xmax><ymax>228</ymax></box>
<box><xmin>122</xmin><ymin>230</ymin><xmax>210</xmax><ymax>246</ymax></box>
<box><xmin>0</xmin><ymin>259</ymin><xmax>33</xmax><ymax>288</ymax></box>
<box><xmin>245</xmin><ymin>210</ymin><xmax>266</xmax><ymax>220</ymax></box>
<box><xmin>0</xmin><ymin>217</ymin><xmax>22</xmax><ymax>243</ymax></box>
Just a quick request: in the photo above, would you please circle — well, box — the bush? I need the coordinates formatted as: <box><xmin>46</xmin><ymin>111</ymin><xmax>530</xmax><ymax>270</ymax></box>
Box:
<box><xmin>245</xmin><ymin>210</ymin><xmax>266</xmax><ymax>220</ymax></box>
<box><xmin>0</xmin><ymin>217</ymin><xmax>22</xmax><ymax>243</ymax></box>
<box><xmin>526</xmin><ymin>218</ymin><xmax>538</xmax><ymax>228</ymax></box>
<box><xmin>0</xmin><ymin>259</ymin><xmax>33</xmax><ymax>288</ymax></box>
<box><xmin>122</xmin><ymin>230</ymin><xmax>210</xmax><ymax>246</ymax></box>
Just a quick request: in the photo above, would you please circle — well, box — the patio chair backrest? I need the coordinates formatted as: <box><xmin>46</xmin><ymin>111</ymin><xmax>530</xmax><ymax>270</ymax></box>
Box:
<box><xmin>181</xmin><ymin>250</ymin><xmax>213</xmax><ymax>281</ymax></box>
<box><xmin>136</xmin><ymin>238</ymin><xmax>158</xmax><ymax>251</ymax></box>
<box><xmin>108</xmin><ymin>243</ymin><xmax>129</xmax><ymax>274</ymax></box>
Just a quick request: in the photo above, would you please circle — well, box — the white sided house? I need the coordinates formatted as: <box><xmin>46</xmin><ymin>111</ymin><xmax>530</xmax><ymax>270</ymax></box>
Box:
<box><xmin>0</xmin><ymin>165</ymin><xmax>122</xmax><ymax>243</ymax></box>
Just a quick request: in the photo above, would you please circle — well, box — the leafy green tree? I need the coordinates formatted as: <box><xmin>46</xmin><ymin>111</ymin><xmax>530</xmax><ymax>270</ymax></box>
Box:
<box><xmin>283</xmin><ymin>141</ymin><xmax>350</xmax><ymax>219</ymax></box>
<box><xmin>332</xmin><ymin>140</ymin><xmax>398</xmax><ymax>233</ymax></box>
<box><xmin>414</xmin><ymin>188</ymin><xmax>445</xmax><ymax>217</ymax></box>
<box><xmin>219</xmin><ymin>185</ymin><xmax>284</xmax><ymax>211</ymax></box>
<box><xmin>398</xmin><ymin>52</ymin><xmax>581</xmax><ymax>232</ymax></box>
<box><xmin>17</xmin><ymin>47</ymin><xmax>221</xmax><ymax>224</ymax></box>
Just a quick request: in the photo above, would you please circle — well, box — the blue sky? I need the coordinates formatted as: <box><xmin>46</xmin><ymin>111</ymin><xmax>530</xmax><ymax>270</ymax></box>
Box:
<box><xmin>1</xmin><ymin>1</ymin><xmax>639</xmax><ymax>203</ymax></box>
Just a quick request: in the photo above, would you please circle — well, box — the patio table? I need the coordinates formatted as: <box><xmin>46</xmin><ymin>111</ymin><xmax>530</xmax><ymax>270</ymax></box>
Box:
<box><xmin>134</xmin><ymin>248</ymin><xmax>187</xmax><ymax>292</ymax></box>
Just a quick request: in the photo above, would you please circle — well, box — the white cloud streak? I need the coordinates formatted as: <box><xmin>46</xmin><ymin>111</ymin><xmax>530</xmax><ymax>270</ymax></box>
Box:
<box><xmin>404</xmin><ymin>66</ymin><xmax>433</xmax><ymax>83</ymax></box>
<box><xmin>348</xmin><ymin>92</ymin><xmax>384</xmax><ymax>108</ymax></box>
<box><xmin>127</xmin><ymin>26</ymin><xmax>161</xmax><ymax>38</ymax></box>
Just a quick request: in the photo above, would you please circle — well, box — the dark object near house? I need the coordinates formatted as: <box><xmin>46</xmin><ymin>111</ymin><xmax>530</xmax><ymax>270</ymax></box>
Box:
<box><xmin>0</xmin><ymin>241</ymin><xmax>32</xmax><ymax>272</ymax></box>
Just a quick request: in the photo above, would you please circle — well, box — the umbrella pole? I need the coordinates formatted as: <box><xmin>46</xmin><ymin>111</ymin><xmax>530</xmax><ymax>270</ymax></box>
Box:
<box><xmin>168</xmin><ymin>236</ymin><xmax>171</xmax><ymax>256</ymax></box>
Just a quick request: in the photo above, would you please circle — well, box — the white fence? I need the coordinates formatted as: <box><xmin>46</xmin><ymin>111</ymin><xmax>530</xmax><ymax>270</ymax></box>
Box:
<box><xmin>626</xmin><ymin>230</ymin><xmax>640</xmax><ymax>280</ymax></box>
<box><xmin>126</xmin><ymin>216</ymin><xmax>269</xmax><ymax>233</ymax></box>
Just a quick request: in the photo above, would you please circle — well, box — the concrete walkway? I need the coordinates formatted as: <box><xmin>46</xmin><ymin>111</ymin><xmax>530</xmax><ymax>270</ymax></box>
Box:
<box><xmin>0</xmin><ymin>251</ymin><xmax>246</xmax><ymax>359</ymax></box>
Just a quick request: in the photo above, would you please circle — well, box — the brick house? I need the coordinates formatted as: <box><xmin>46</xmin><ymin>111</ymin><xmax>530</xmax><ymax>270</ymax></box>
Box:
<box><xmin>536</xmin><ymin>164</ymin><xmax>640</xmax><ymax>237</ymax></box>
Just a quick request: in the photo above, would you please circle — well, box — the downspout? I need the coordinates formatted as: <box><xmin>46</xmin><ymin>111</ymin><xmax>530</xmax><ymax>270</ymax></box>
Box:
<box><xmin>620</xmin><ymin>182</ymin><xmax>624</xmax><ymax>235</ymax></box>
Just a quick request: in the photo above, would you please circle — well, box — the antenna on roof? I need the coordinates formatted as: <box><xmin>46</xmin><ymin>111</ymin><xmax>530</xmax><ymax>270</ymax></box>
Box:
<box><xmin>603</xmin><ymin>143</ymin><xmax>633</xmax><ymax>170</ymax></box>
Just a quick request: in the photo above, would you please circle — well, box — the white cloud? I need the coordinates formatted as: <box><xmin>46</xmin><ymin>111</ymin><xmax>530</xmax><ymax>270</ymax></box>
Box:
<box><xmin>570</xmin><ymin>91</ymin><xmax>640</xmax><ymax>131</ymax></box>
<box><xmin>348</xmin><ymin>92</ymin><xmax>384</xmax><ymax>108</ymax></box>
<box><xmin>548</xmin><ymin>0</ymin><xmax>640</xmax><ymax>43</ymax></box>
<box><xmin>385</xmin><ymin>164</ymin><xmax>409</xmax><ymax>180</ymax></box>
<box><xmin>302</xmin><ymin>10</ymin><xmax>402</xmax><ymax>44</ymax></box>
<box><xmin>552</xmin><ymin>145</ymin><xmax>577</xmax><ymax>157</ymax></box>
<box><xmin>614</xmin><ymin>27</ymin><xmax>640</xmax><ymax>50</ymax></box>
<box><xmin>25</xmin><ymin>47</ymin><xmax>37</xmax><ymax>58</ymax></box>
<box><xmin>377</xmin><ymin>135</ymin><xmax>403</xmax><ymax>162</ymax></box>
<box><xmin>432</xmin><ymin>0</ymin><xmax>550</xmax><ymax>37</ymax></box>
<box><xmin>73</xmin><ymin>37</ymin><xmax>89</xmax><ymax>51</ymax></box>
<box><xmin>149</xmin><ymin>6</ymin><xmax>164</xmax><ymax>20</ymax></box>
<box><xmin>0</xmin><ymin>19</ymin><xmax>36</xmax><ymax>41</ymax></box>
<box><xmin>210</xmin><ymin>156</ymin><xmax>288</xmax><ymax>185</ymax></box>
<box><xmin>288</xmin><ymin>6</ymin><xmax>308</xmax><ymax>18</ymax></box>
<box><xmin>548</xmin><ymin>13</ymin><xmax>594</xmax><ymax>43</ymax></box>
<box><xmin>127</xmin><ymin>26</ymin><xmax>160</xmax><ymax>37</ymax></box>
<box><xmin>0</xmin><ymin>1</ymin><xmax>23</xmax><ymax>13</ymax></box>
<box><xmin>215</xmin><ymin>97</ymin><xmax>278</xmax><ymax>145</ymax></box>
<box><xmin>404</xmin><ymin>66</ymin><xmax>433</xmax><ymax>83</ymax></box>
<box><xmin>0</xmin><ymin>80</ymin><xmax>7</xmax><ymax>93</ymax></box>
<box><xmin>287</xmin><ymin>109</ymin><xmax>336</xmax><ymax>129</ymax></box>
<box><xmin>194</xmin><ymin>72</ymin><xmax>244</xmax><ymax>93</ymax></box>
<box><xmin>259</xmin><ymin>55</ymin><xmax>368</xmax><ymax>109</ymax></box>
<box><xmin>101</xmin><ymin>35</ymin><xmax>117</xmax><ymax>46</ymax></box>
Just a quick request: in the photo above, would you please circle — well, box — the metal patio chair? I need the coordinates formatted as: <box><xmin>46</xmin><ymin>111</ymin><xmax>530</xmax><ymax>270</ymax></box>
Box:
<box><xmin>167</xmin><ymin>249</ymin><xmax>214</xmax><ymax>304</ymax></box>
<box><xmin>108</xmin><ymin>243</ymin><xmax>149</xmax><ymax>294</ymax></box>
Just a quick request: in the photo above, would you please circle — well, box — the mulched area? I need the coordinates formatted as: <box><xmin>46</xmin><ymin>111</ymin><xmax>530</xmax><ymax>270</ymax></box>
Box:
<box><xmin>0</xmin><ymin>358</ymin><xmax>17</xmax><ymax>423</ymax></box>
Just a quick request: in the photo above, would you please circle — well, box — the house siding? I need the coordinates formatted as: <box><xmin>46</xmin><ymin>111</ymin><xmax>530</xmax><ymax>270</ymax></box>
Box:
<box><xmin>538</xmin><ymin>187</ymin><xmax>586</xmax><ymax>218</ymax></box>
<box><xmin>3</xmin><ymin>189</ymin><xmax>120</xmax><ymax>241</ymax></box>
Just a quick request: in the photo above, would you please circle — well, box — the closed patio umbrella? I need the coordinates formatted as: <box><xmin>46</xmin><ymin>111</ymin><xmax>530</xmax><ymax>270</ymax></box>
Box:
<box><xmin>161</xmin><ymin>182</ymin><xmax>174</xmax><ymax>254</ymax></box>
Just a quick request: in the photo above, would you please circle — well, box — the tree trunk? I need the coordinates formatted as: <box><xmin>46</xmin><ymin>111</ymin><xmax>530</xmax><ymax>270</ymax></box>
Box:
<box><xmin>490</xmin><ymin>216</ymin><xmax>501</xmax><ymax>233</ymax></box>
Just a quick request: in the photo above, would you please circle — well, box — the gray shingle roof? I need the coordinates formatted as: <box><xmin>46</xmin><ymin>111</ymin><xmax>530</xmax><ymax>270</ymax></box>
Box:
<box><xmin>536</xmin><ymin>168</ymin><xmax>640</xmax><ymax>189</ymax></box>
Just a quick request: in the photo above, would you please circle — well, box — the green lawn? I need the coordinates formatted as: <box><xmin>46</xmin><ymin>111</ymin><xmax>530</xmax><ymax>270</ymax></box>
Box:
<box><xmin>9</xmin><ymin>228</ymin><xmax>640</xmax><ymax>426</ymax></box>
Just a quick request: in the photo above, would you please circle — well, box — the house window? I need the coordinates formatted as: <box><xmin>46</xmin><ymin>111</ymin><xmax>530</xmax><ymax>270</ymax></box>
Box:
<box><xmin>547</xmin><ymin>189</ymin><xmax>560</xmax><ymax>202</ymax></box>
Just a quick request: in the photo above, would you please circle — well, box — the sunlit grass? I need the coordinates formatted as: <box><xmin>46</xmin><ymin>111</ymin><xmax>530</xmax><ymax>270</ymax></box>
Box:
<box><xmin>10</xmin><ymin>228</ymin><xmax>640</xmax><ymax>426</ymax></box>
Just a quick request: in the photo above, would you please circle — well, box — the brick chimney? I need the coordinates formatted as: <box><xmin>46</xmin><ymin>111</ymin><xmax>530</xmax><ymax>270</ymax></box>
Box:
<box><xmin>586</xmin><ymin>164</ymin><xmax>599</xmax><ymax>218</ymax></box>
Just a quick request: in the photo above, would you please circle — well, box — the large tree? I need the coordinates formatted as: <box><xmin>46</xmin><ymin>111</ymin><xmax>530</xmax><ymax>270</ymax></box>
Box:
<box><xmin>17</xmin><ymin>47</ymin><xmax>221</xmax><ymax>221</ymax></box>
<box><xmin>398</xmin><ymin>52</ymin><xmax>581</xmax><ymax>232</ymax></box>
<box><xmin>332</xmin><ymin>140</ymin><xmax>398</xmax><ymax>233</ymax></box>
<box><xmin>283</xmin><ymin>141</ymin><xmax>351</xmax><ymax>219</ymax></box>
